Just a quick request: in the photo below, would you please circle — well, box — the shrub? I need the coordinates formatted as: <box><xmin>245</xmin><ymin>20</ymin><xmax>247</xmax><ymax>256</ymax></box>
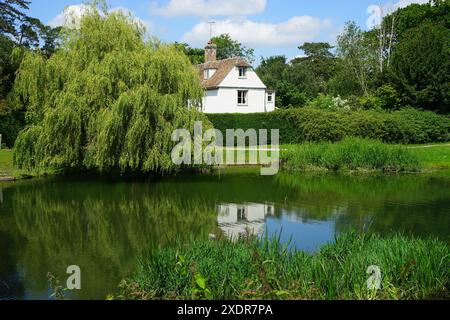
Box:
<box><xmin>207</xmin><ymin>108</ymin><xmax>450</xmax><ymax>145</ymax></box>
<box><xmin>281</xmin><ymin>137</ymin><xmax>421</xmax><ymax>172</ymax></box>
<box><xmin>307</xmin><ymin>94</ymin><xmax>352</xmax><ymax>112</ymax></box>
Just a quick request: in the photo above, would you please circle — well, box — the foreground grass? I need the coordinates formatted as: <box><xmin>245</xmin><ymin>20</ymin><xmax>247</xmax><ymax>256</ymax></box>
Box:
<box><xmin>281</xmin><ymin>137</ymin><xmax>421</xmax><ymax>172</ymax></box>
<box><xmin>119</xmin><ymin>233</ymin><xmax>449</xmax><ymax>300</ymax></box>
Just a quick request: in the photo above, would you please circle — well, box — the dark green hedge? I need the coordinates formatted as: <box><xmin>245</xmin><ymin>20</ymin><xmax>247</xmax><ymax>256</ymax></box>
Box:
<box><xmin>206</xmin><ymin>108</ymin><xmax>450</xmax><ymax>145</ymax></box>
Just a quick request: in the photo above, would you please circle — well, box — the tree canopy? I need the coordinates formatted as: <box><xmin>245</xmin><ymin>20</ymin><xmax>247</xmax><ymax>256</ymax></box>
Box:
<box><xmin>254</xmin><ymin>0</ymin><xmax>450</xmax><ymax>113</ymax></box>
<box><xmin>211</xmin><ymin>34</ymin><xmax>255</xmax><ymax>63</ymax></box>
<box><xmin>177</xmin><ymin>33</ymin><xmax>255</xmax><ymax>65</ymax></box>
<box><xmin>12</xmin><ymin>6</ymin><xmax>209</xmax><ymax>173</ymax></box>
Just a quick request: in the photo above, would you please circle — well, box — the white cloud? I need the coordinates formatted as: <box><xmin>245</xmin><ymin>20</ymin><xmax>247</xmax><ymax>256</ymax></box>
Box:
<box><xmin>109</xmin><ymin>6</ymin><xmax>152</xmax><ymax>31</ymax></box>
<box><xmin>151</xmin><ymin>0</ymin><xmax>267</xmax><ymax>17</ymax></box>
<box><xmin>183</xmin><ymin>16</ymin><xmax>332</xmax><ymax>47</ymax></box>
<box><xmin>49</xmin><ymin>4</ymin><xmax>92</xmax><ymax>28</ymax></box>
<box><xmin>49</xmin><ymin>4</ymin><xmax>152</xmax><ymax>32</ymax></box>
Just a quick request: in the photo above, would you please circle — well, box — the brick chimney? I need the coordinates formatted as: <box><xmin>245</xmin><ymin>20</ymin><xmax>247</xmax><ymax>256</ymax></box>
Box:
<box><xmin>205</xmin><ymin>41</ymin><xmax>217</xmax><ymax>63</ymax></box>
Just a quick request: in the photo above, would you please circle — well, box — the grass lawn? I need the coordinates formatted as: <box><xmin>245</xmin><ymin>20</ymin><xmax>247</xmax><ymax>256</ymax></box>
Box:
<box><xmin>0</xmin><ymin>149</ymin><xmax>14</xmax><ymax>177</ymax></box>
<box><xmin>409</xmin><ymin>144</ymin><xmax>450</xmax><ymax>170</ymax></box>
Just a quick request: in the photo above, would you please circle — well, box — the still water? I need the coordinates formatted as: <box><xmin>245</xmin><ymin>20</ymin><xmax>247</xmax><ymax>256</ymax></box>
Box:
<box><xmin>1</xmin><ymin>170</ymin><xmax>449</xmax><ymax>300</ymax></box>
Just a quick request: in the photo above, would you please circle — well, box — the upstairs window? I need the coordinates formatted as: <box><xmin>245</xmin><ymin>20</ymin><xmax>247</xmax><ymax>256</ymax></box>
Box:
<box><xmin>204</xmin><ymin>69</ymin><xmax>216</xmax><ymax>79</ymax></box>
<box><xmin>238</xmin><ymin>67</ymin><xmax>247</xmax><ymax>78</ymax></box>
<box><xmin>238</xmin><ymin>90</ymin><xmax>248</xmax><ymax>105</ymax></box>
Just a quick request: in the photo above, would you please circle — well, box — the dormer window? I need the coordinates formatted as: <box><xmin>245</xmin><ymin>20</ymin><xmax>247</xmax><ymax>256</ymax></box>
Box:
<box><xmin>238</xmin><ymin>67</ymin><xmax>247</xmax><ymax>78</ymax></box>
<box><xmin>204</xmin><ymin>68</ymin><xmax>216</xmax><ymax>80</ymax></box>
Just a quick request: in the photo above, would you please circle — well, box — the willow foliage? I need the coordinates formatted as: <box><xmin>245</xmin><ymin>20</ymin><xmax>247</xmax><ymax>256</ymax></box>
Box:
<box><xmin>12</xmin><ymin>7</ymin><xmax>208</xmax><ymax>173</ymax></box>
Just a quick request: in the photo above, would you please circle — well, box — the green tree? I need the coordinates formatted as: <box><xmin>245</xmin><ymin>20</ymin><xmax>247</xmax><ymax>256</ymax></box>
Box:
<box><xmin>389</xmin><ymin>22</ymin><xmax>450</xmax><ymax>113</ymax></box>
<box><xmin>0</xmin><ymin>0</ymin><xmax>30</xmax><ymax>37</ymax></box>
<box><xmin>255</xmin><ymin>56</ymin><xmax>307</xmax><ymax>108</ymax></box>
<box><xmin>211</xmin><ymin>34</ymin><xmax>255</xmax><ymax>63</ymax></box>
<box><xmin>334</xmin><ymin>21</ymin><xmax>378</xmax><ymax>96</ymax></box>
<box><xmin>0</xmin><ymin>34</ymin><xmax>24</xmax><ymax>147</ymax></box>
<box><xmin>174</xmin><ymin>42</ymin><xmax>204</xmax><ymax>65</ymax></box>
<box><xmin>0</xmin><ymin>0</ymin><xmax>51</xmax><ymax>49</ymax></box>
<box><xmin>288</xmin><ymin>42</ymin><xmax>336</xmax><ymax>98</ymax></box>
<box><xmin>12</xmin><ymin>5</ymin><xmax>209</xmax><ymax>173</ymax></box>
<box><xmin>255</xmin><ymin>56</ymin><xmax>287</xmax><ymax>90</ymax></box>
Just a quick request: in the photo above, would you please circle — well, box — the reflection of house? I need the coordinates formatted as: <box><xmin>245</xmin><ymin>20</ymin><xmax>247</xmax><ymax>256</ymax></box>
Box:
<box><xmin>217</xmin><ymin>203</ymin><xmax>274</xmax><ymax>239</ymax></box>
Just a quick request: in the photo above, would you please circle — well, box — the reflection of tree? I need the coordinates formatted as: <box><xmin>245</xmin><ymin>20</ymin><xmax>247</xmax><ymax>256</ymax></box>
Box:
<box><xmin>8</xmin><ymin>180</ymin><xmax>217</xmax><ymax>299</ymax></box>
<box><xmin>275</xmin><ymin>173</ymin><xmax>450</xmax><ymax>238</ymax></box>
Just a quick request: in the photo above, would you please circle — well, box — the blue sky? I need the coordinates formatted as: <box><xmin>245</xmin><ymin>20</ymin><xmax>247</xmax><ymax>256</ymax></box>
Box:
<box><xmin>28</xmin><ymin>0</ymin><xmax>429</xmax><ymax>62</ymax></box>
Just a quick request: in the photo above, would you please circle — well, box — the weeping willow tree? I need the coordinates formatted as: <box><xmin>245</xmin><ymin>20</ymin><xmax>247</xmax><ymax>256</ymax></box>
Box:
<box><xmin>11</xmin><ymin>4</ymin><xmax>208</xmax><ymax>173</ymax></box>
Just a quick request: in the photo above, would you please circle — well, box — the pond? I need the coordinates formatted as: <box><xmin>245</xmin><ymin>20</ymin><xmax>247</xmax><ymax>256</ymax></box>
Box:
<box><xmin>1</xmin><ymin>170</ymin><xmax>449</xmax><ymax>300</ymax></box>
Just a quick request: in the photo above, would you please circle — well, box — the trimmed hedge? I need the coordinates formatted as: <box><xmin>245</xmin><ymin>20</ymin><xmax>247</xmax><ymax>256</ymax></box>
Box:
<box><xmin>207</xmin><ymin>108</ymin><xmax>450</xmax><ymax>145</ymax></box>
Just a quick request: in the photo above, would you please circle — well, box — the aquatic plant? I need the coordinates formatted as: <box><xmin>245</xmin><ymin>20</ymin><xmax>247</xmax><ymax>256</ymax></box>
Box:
<box><xmin>120</xmin><ymin>232</ymin><xmax>449</xmax><ymax>300</ymax></box>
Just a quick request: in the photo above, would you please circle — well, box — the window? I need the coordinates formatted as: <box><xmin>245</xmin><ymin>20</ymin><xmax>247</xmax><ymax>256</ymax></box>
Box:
<box><xmin>267</xmin><ymin>92</ymin><xmax>273</xmax><ymax>103</ymax></box>
<box><xmin>237</xmin><ymin>206</ymin><xmax>247</xmax><ymax>221</ymax></box>
<box><xmin>204</xmin><ymin>69</ymin><xmax>216</xmax><ymax>79</ymax></box>
<box><xmin>238</xmin><ymin>67</ymin><xmax>247</xmax><ymax>78</ymax></box>
<box><xmin>237</xmin><ymin>90</ymin><xmax>248</xmax><ymax>105</ymax></box>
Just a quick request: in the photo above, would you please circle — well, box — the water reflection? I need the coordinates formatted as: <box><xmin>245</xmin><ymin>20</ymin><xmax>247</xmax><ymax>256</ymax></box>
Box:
<box><xmin>0</xmin><ymin>171</ymin><xmax>449</xmax><ymax>300</ymax></box>
<box><xmin>217</xmin><ymin>203</ymin><xmax>274</xmax><ymax>239</ymax></box>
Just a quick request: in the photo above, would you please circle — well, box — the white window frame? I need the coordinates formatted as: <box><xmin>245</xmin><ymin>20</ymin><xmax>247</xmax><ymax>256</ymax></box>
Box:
<box><xmin>238</xmin><ymin>67</ymin><xmax>247</xmax><ymax>78</ymax></box>
<box><xmin>237</xmin><ymin>90</ymin><xmax>248</xmax><ymax>106</ymax></box>
<box><xmin>204</xmin><ymin>69</ymin><xmax>210</xmax><ymax>80</ymax></box>
<box><xmin>267</xmin><ymin>92</ymin><xmax>273</xmax><ymax>103</ymax></box>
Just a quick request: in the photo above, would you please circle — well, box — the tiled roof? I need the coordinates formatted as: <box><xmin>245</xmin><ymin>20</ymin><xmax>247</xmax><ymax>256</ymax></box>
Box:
<box><xmin>197</xmin><ymin>58</ymin><xmax>252</xmax><ymax>90</ymax></box>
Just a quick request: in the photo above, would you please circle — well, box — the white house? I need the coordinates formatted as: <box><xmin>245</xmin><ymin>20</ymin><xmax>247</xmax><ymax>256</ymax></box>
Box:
<box><xmin>197</xmin><ymin>42</ymin><xmax>275</xmax><ymax>114</ymax></box>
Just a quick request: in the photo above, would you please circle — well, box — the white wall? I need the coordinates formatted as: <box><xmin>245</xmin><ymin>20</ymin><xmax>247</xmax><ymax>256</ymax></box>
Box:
<box><xmin>220</xmin><ymin>67</ymin><xmax>266</xmax><ymax>89</ymax></box>
<box><xmin>203</xmin><ymin>88</ymin><xmax>268</xmax><ymax>113</ymax></box>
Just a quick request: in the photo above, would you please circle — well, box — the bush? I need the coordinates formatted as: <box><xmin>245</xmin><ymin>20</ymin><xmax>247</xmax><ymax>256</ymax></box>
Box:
<box><xmin>281</xmin><ymin>137</ymin><xmax>421</xmax><ymax>172</ymax></box>
<box><xmin>207</xmin><ymin>108</ymin><xmax>450</xmax><ymax>145</ymax></box>
<box><xmin>307</xmin><ymin>94</ymin><xmax>352</xmax><ymax>112</ymax></box>
<box><xmin>120</xmin><ymin>232</ymin><xmax>449</xmax><ymax>300</ymax></box>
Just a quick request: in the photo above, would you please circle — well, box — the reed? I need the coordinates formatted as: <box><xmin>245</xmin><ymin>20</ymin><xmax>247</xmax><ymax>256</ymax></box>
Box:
<box><xmin>119</xmin><ymin>232</ymin><xmax>449</xmax><ymax>300</ymax></box>
<box><xmin>281</xmin><ymin>137</ymin><xmax>421</xmax><ymax>172</ymax></box>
